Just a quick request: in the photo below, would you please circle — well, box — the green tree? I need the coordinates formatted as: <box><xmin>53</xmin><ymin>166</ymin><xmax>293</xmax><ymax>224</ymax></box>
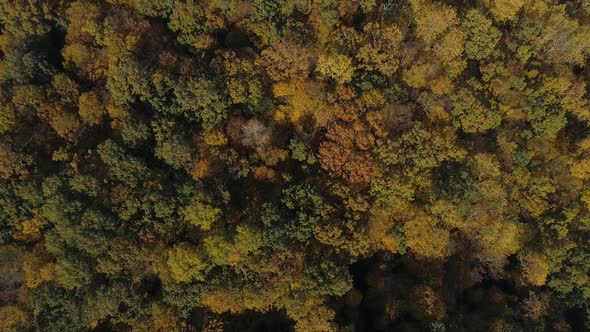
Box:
<box><xmin>168</xmin><ymin>0</ymin><xmax>214</xmax><ymax>49</ymax></box>
<box><xmin>462</xmin><ymin>9</ymin><xmax>501</xmax><ymax>61</ymax></box>
<box><xmin>451</xmin><ymin>88</ymin><xmax>502</xmax><ymax>134</ymax></box>
<box><xmin>174</xmin><ymin>77</ymin><xmax>229</xmax><ymax>129</ymax></box>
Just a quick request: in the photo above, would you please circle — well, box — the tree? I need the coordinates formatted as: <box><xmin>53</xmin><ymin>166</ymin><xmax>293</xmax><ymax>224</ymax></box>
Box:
<box><xmin>78</xmin><ymin>91</ymin><xmax>105</xmax><ymax>126</ymax></box>
<box><xmin>317</xmin><ymin>91</ymin><xmax>381</xmax><ymax>184</ymax></box>
<box><xmin>31</xmin><ymin>283</ymin><xmax>84</xmax><ymax>332</ymax></box>
<box><xmin>168</xmin><ymin>0</ymin><xmax>215</xmax><ymax>49</ymax></box>
<box><xmin>462</xmin><ymin>9</ymin><xmax>502</xmax><ymax>61</ymax></box>
<box><xmin>403</xmin><ymin>1</ymin><xmax>465</xmax><ymax>95</ymax></box>
<box><xmin>0</xmin><ymin>104</ymin><xmax>16</xmax><ymax>134</ymax></box>
<box><xmin>45</xmin><ymin>103</ymin><xmax>83</xmax><ymax>142</ymax></box>
<box><xmin>167</xmin><ymin>243</ymin><xmax>209</xmax><ymax>283</ymax></box>
<box><xmin>404</xmin><ymin>213</ymin><xmax>452</xmax><ymax>260</ymax></box>
<box><xmin>240</xmin><ymin>118</ymin><xmax>271</xmax><ymax>150</ymax></box>
<box><xmin>153</xmin><ymin>129</ymin><xmax>194</xmax><ymax>171</ymax></box>
<box><xmin>451</xmin><ymin>88</ymin><xmax>502</xmax><ymax>134</ymax></box>
<box><xmin>290</xmin><ymin>135</ymin><xmax>317</xmax><ymax>164</ymax></box>
<box><xmin>181</xmin><ymin>201</ymin><xmax>221</xmax><ymax>231</ymax></box>
<box><xmin>97</xmin><ymin>140</ymin><xmax>149</xmax><ymax>189</ymax></box>
<box><xmin>0</xmin><ymin>305</ymin><xmax>29</xmax><ymax>331</ymax></box>
<box><xmin>62</xmin><ymin>43</ymin><xmax>107</xmax><ymax>81</ymax></box>
<box><xmin>562</xmin><ymin>80</ymin><xmax>590</xmax><ymax>123</ymax></box>
<box><xmin>0</xmin><ymin>142</ymin><xmax>33</xmax><ymax>179</ymax></box>
<box><xmin>283</xmin><ymin>297</ymin><xmax>337</xmax><ymax>332</ymax></box>
<box><xmin>315</xmin><ymin>54</ymin><xmax>355</xmax><ymax>84</ymax></box>
<box><xmin>51</xmin><ymin>74</ymin><xmax>80</xmax><ymax>106</ymax></box>
<box><xmin>282</xmin><ymin>184</ymin><xmax>332</xmax><ymax>242</ymax></box>
<box><xmin>410</xmin><ymin>285</ymin><xmax>446</xmax><ymax>321</ymax></box>
<box><xmin>431</xmin><ymin>26</ymin><xmax>465</xmax><ymax>63</ymax></box>
<box><xmin>119</xmin><ymin>118</ymin><xmax>151</xmax><ymax>147</ymax></box>
<box><xmin>317</xmin><ymin>0</ymin><xmax>339</xmax><ymax>27</ymax></box>
<box><xmin>0</xmin><ymin>0</ymin><xmax>53</xmax><ymax>36</ymax></box>
<box><xmin>174</xmin><ymin>77</ymin><xmax>229</xmax><ymax>129</ymax></box>
<box><xmin>519</xmin><ymin>251</ymin><xmax>550</xmax><ymax>286</ymax></box>
<box><xmin>65</xmin><ymin>0</ymin><xmax>106</xmax><ymax>45</ymax></box>
<box><xmin>356</xmin><ymin>23</ymin><xmax>403</xmax><ymax>77</ymax></box>
<box><xmin>271</xmin><ymin>80</ymin><xmax>328</xmax><ymax>124</ymax></box>
<box><xmin>133</xmin><ymin>0</ymin><xmax>173</xmax><ymax>17</ymax></box>
<box><xmin>213</xmin><ymin>51</ymin><xmax>272</xmax><ymax>114</ymax></box>
<box><xmin>413</xmin><ymin>0</ymin><xmax>458</xmax><ymax>45</ymax></box>
<box><xmin>537</xmin><ymin>8</ymin><xmax>590</xmax><ymax>65</ymax></box>
<box><xmin>489</xmin><ymin>0</ymin><xmax>524</xmax><ymax>22</ymax></box>
<box><xmin>377</xmin><ymin>122</ymin><xmax>466</xmax><ymax>177</ymax></box>
<box><xmin>258</xmin><ymin>42</ymin><xmax>311</xmax><ymax>82</ymax></box>
<box><xmin>476</xmin><ymin>220</ymin><xmax>523</xmax><ymax>261</ymax></box>
<box><xmin>2</xmin><ymin>43</ymin><xmax>56</xmax><ymax>84</ymax></box>
<box><xmin>514</xmin><ymin>3</ymin><xmax>590</xmax><ymax>65</ymax></box>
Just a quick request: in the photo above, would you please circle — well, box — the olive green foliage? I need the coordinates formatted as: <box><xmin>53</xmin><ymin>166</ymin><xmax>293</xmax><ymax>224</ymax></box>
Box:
<box><xmin>174</xmin><ymin>77</ymin><xmax>229</xmax><ymax>129</ymax></box>
<box><xmin>182</xmin><ymin>201</ymin><xmax>221</xmax><ymax>230</ymax></box>
<box><xmin>451</xmin><ymin>88</ymin><xmax>502</xmax><ymax>133</ymax></box>
<box><xmin>462</xmin><ymin>9</ymin><xmax>501</xmax><ymax>61</ymax></box>
<box><xmin>167</xmin><ymin>243</ymin><xmax>209</xmax><ymax>283</ymax></box>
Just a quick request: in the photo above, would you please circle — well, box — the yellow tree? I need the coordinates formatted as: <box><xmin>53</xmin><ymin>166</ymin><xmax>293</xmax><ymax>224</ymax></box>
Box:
<box><xmin>0</xmin><ymin>306</ymin><xmax>29</xmax><ymax>332</ymax></box>
<box><xmin>181</xmin><ymin>201</ymin><xmax>221</xmax><ymax>231</ymax></box>
<box><xmin>488</xmin><ymin>0</ymin><xmax>525</xmax><ymax>22</ymax></box>
<box><xmin>315</xmin><ymin>53</ymin><xmax>355</xmax><ymax>84</ymax></box>
<box><xmin>283</xmin><ymin>296</ymin><xmax>337</xmax><ymax>332</ymax></box>
<box><xmin>412</xmin><ymin>0</ymin><xmax>458</xmax><ymax>46</ymax></box>
<box><xmin>272</xmin><ymin>80</ymin><xmax>329</xmax><ymax>124</ymax></box>
<box><xmin>78</xmin><ymin>91</ymin><xmax>105</xmax><ymax>126</ymax></box>
<box><xmin>519</xmin><ymin>251</ymin><xmax>550</xmax><ymax>286</ymax></box>
<box><xmin>404</xmin><ymin>0</ymin><xmax>465</xmax><ymax>95</ymax></box>
<box><xmin>166</xmin><ymin>243</ymin><xmax>209</xmax><ymax>283</ymax></box>
<box><xmin>23</xmin><ymin>243</ymin><xmax>55</xmax><ymax>288</ymax></box>
<box><xmin>404</xmin><ymin>212</ymin><xmax>452</xmax><ymax>260</ymax></box>
<box><xmin>356</xmin><ymin>23</ymin><xmax>403</xmax><ymax>77</ymax></box>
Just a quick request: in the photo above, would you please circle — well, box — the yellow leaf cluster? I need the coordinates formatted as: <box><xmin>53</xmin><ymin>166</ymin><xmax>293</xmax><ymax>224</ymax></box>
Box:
<box><xmin>519</xmin><ymin>251</ymin><xmax>550</xmax><ymax>286</ymax></box>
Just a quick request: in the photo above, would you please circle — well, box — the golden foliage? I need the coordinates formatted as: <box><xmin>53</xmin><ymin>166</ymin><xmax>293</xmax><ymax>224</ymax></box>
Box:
<box><xmin>201</xmin><ymin>288</ymin><xmax>244</xmax><ymax>314</ymax></box>
<box><xmin>272</xmin><ymin>80</ymin><xmax>329</xmax><ymax>124</ymax></box>
<box><xmin>78</xmin><ymin>91</ymin><xmax>105</xmax><ymax>126</ymax></box>
<box><xmin>167</xmin><ymin>243</ymin><xmax>209</xmax><ymax>283</ymax></box>
<box><xmin>519</xmin><ymin>251</ymin><xmax>550</xmax><ymax>286</ymax></box>
<box><xmin>489</xmin><ymin>0</ymin><xmax>524</xmax><ymax>22</ymax></box>
<box><xmin>413</xmin><ymin>1</ymin><xmax>458</xmax><ymax>45</ymax></box>
<box><xmin>13</xmin><ymin>210</ymin><xmax>46</xmax><ymax>241</ymax></box>
<box><xmin>404</xmin><ymin>213</ymin><xmax>451</xmax><ymax>259</ymax></box>
<box><xmin>284</xmin><ymin>297</ymin><xmax>337</xmax><ymax>332</ymax></box>
<box><xmin>0</xmin><ymin>306</ymin><xmax>29</xmax><ymax>331</ymax></box>
<box><xmin>315</xmin><ymin>53</ymin><xmax>355</xmax><ymax>84</ymax></box>
<box><xmin>23</xmin><ymin>244</ymin><xmax>55</xmax><ymax>288</ymax></box>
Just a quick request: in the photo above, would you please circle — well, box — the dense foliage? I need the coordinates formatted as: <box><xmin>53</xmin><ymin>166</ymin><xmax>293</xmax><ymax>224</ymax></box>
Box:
<box><xmin>1</xmin><ymin>0</ymin><xmax>590</xmax><ymax>331</ymax></box>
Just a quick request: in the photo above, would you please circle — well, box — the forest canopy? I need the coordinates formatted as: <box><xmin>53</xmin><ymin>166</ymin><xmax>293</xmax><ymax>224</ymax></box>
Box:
<box><xmin>1</xmin><ymin>0</ymin><xmax>590</xmax><ymax>331</ymax></box>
